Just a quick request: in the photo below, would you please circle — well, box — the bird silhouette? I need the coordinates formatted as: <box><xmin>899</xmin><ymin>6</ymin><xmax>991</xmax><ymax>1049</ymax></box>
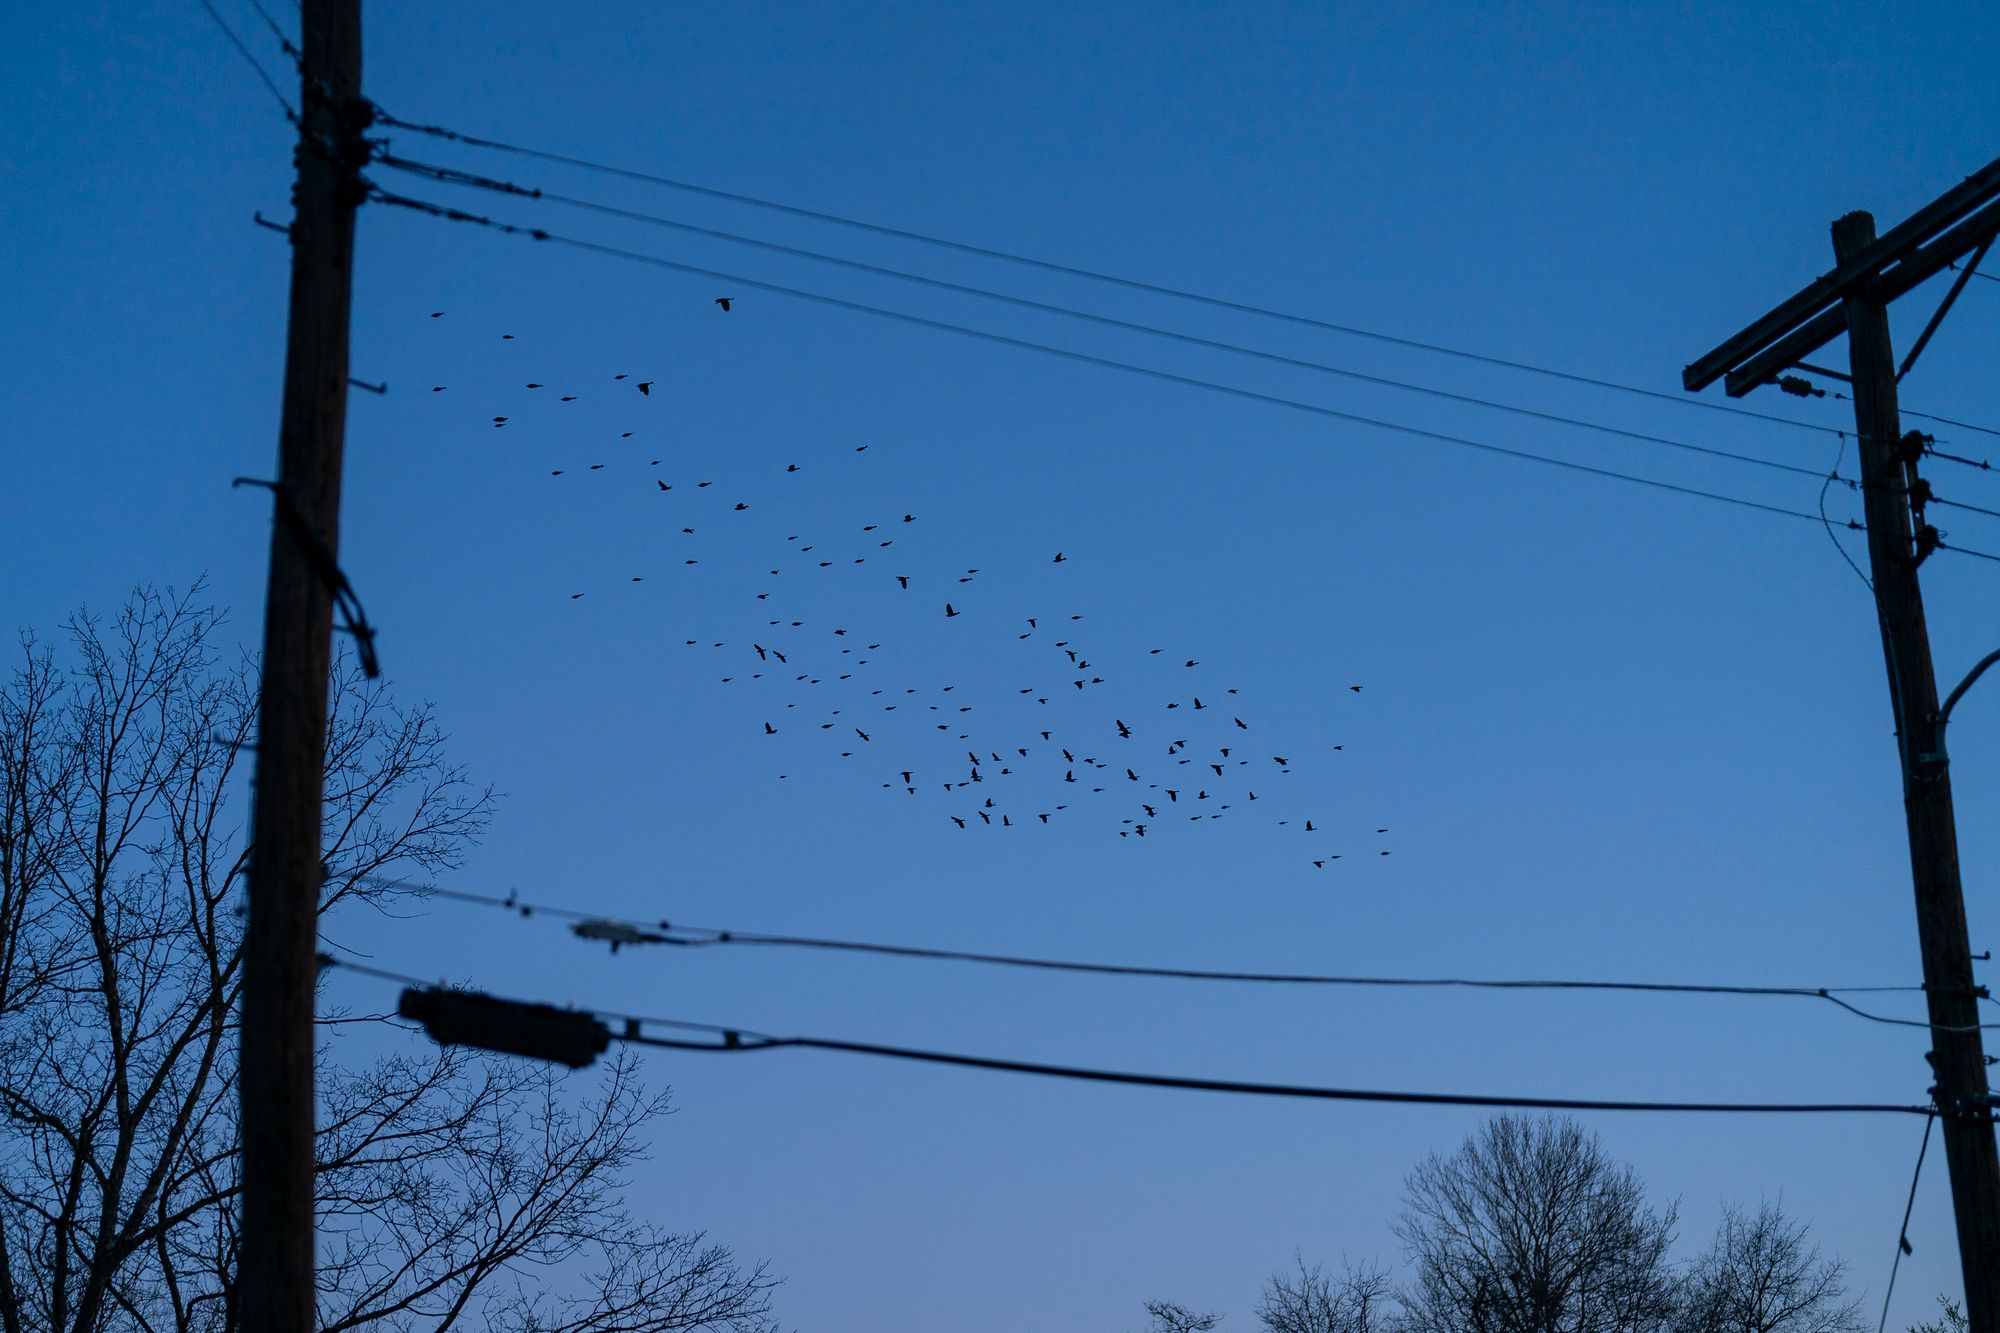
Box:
<box><xmin>715</xmin><ymin>297</ymin><xmax>733</xmax><ymax>311</ymax></box>
<box><xmin>763</xmin><ymin>722</ymin><xmax>776</xmax><ymax>735</ymax></box>
<box><xmin>945</xmin><ymin>603</ymin><xmax>959</xmax><ymax>617</ymax></box>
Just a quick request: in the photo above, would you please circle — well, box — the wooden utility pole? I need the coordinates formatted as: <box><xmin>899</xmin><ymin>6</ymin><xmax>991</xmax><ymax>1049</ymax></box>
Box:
<box><xmin>240</xmin><ymin>0</ymin><xmax>366</xmax><ymax>1327</ymax></box>
<box><xmin>1684</xmin><ymin>168</ymin><xmax>2000</xmax><ymax>1332</ymax></box>
<box><xmin>1834</xmin><ymin>209</ymin><xmax>2000</xmax><ymax>1331</ymax></box>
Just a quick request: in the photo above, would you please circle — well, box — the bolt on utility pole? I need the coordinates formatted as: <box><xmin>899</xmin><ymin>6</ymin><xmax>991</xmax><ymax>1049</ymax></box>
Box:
<box><xmin>240</xmin><ymin>0</ymin><xmax>366</xmax><ymax>1328</ymax></box>
<box><xmin>1684</xmin><ymin>160</ymin><xmax>2000</xmax><ymax>1333</ymax></box>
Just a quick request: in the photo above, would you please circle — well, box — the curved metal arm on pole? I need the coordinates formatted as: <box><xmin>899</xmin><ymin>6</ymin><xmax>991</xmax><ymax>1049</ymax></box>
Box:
<box><xmin>1926</xmin><ymin>647</ymin><xmax>2000</xmax><ymax>766</ymax></box>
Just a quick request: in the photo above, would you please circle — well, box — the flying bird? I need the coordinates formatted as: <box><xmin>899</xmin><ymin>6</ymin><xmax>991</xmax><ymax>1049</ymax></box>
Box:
<box><xmin>637</xmin><ymin>382</ymin><xmax>653</xmax><ymax>395</ymax></box>
<box><xmin>715</xmin><ymin>297</ymin><xmax>733</xmax><ymax>311</ymax></box>
<box><xmin>763</xmin><ymin>722</ymin><xmax>776</xmax><ymax>734</ymax></box>
<box><xmin>945</xmin><ymin>603</ymin><xmax>959</xmax><ymax>617</ymax></box>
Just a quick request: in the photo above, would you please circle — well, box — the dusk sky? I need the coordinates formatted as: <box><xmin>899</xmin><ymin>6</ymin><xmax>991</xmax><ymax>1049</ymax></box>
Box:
<box><xmin>8</xmin><ymin>3</ymin><xmax>2000</xmax><ymax>1329</ymax></box>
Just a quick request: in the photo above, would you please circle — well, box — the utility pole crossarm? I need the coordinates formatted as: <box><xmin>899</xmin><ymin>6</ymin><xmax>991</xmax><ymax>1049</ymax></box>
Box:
<box><xmin>1681</xmin><ymin>153</ymin><xmax>2000</xmax><ymax>395</ymax></box>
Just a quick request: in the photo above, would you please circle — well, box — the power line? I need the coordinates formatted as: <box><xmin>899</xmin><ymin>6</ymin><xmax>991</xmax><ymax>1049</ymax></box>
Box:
<box><xmin>1933</xmin><ymin>495</ymin><xmax>2000</xmax><ymax>522</ymax></box>
<box><xmin>1846</xmin><ymin>394</ymin><xmax>2000</xmax><ymax>441</ymax></box>
<box><xmin>323</xmin><ymin>956</ymin><xmax>1937</xmax><ymax>1118</ymax></box>
<box><xmin>370</xmin><ymin>876</ymin><xmax>2000</xmax><ymax>1033</ymax></box>
<box><xmin>372</xmin><ymin>152</ymin><xmax>1827</xmax><ymax>485</ymax></box>
<box><xmin>241</xmin><ymin>0</ymin><xmax>299</xmax><ymax>57</ymax></box>
<box><xmin>1927</xmin><ymin>443</ymin><xmax>1997</xmax><ymax>472</ymax></box>
<box><xmin>1876</xmin><ymin>1111</ymin><xmax>1939</xmax><ymax>1333</ymax></box>
<box><xmin>1819</xmin><ymin>433</ymin><xmax>1874</xmax><ymax>592</ymax></box>
<box><xmin>191</xmin><ymin>0</ymin><xmax>295</xmax><ymax>121</ymax></box>
<box><xmin>365</xmin><ymin>188</ymin><xmax>1865</xmax><ymax>533</ymax></box>
<box><xmin>371</xmin><ymin>185</ymin><xmax>2000</xmax><ymax>567</ymax></box>
<box><xmin>368</xmin><ymin>108</ymin><xmax>1852</xmax><ymax>439</ymax></box>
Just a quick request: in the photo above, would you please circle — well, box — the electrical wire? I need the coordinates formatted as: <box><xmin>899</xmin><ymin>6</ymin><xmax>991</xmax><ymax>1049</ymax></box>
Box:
<box><xmin>1875</xmin><ymin>1111</ymin><xmax>1938</xmax><ymax>1333</ymax></box>
<box><xmin>1934</xmin><ymin>495</ymin><xmax>2000</xmax><ymax>522</ymax></box>
<box><xmin>371</xmin><ymin>186</ymin><xmax>2000</xmax><ymax>567</ymax></box>
<box><xmin>1927</xmin><ymin>444</ymin><xmax>1996</xmax><ymax>472</ymax></box>
<box><xmin>373</xmin><ymin>152</ymin><xmax>1827</xmax><ymax>485</ymax></box>
<box><xmin>191</xmin><ymin>0</ymin><xmax>295</xmax><ymax>121</ymax></box>
<box><xmin>366</xmin><ymin>187</ymin><xmax>1865</xmax><ymax>532</ymax></box>
<box><xmin>322</xmin><ymin>956</ymin><xmax>1936</xmax><ymax>1118</ymax></box>
<box><xmin>1848</xmin><ymin>395</ymin><xmax>2000</xmax><ymax>441</ymax></box>
<box><xmin>1820</xmin><ymin>433</ymin><xmax>1874</xmax><ymax>592</ymax></box>
<box><xmin>1905</xmin><ymin>407</ymin><xmax>2000</xmax><ymax>441</ymax></box>
<box><xmin>364</xmin><ymin>876</ymin><xmax>2000</xmax><ymax>1033</ymax></box>
<box><xmin>368</xmin><ymin>108</ymin><xmax>1854</xmax><ymax>439</ymax></box>
<box><xmin>241</xmin><ymin>0</ymin><xmax>298</xmax><ymax>57</ymax></box>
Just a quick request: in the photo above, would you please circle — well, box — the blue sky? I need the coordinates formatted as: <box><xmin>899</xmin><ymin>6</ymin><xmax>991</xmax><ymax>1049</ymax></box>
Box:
<box><xmin>8</xmin><ymin>2</ymin><xmax>2000</xmax><ymax>1329</ymax></box>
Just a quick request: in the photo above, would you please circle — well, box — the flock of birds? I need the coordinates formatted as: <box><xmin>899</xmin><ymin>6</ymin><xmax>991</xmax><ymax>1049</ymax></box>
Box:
<box><xmin>417</xmin><ymin>301</ymin><xmax>1393</xmax><ymax>869</ymax></box>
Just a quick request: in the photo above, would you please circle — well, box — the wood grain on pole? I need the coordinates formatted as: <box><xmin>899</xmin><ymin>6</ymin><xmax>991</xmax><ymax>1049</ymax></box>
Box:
<box><xmin>239</xmin><ymin>0</ymin><xmax>362</xmax><ymax>1327</ymax></box>
<box><xmin>1837</xmin><ymin>210</ymin><xmax>2000</xmax><ymax>1333</ymax></box>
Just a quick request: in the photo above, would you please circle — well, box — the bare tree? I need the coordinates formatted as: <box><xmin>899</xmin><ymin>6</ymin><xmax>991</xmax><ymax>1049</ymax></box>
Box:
<box><xmin>1676</xmin><ymin>1202</ymin><xmax>1860</xmax><ymax>1333</ymax></box>
<box><xmin>0</xmin><ymin>585</ymin><xmax>778</xmax><ymax>1333</ymax></box>
<box><xmin>1145</xmin><ymin>1299</ymin><xmax>1224</xmax><ymax>1333</ymax></box>
<box><xmin>1396</xmin><ymin>1115</ymin><xmax>1678</xmax><ymax>1333</ymax></box>
<box><xmin>1258</xmin><ymin>1256</ymin><xmax>1396</xmax><ymax>1333</ymax></box>
<box><xmin>1908</xmin><ymin>1297</ymin><xmax>1966</xmax><ymax>1333</ymax></box>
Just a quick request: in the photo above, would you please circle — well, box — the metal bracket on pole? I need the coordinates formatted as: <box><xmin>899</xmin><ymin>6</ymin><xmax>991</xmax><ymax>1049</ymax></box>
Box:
<box><xmin>1922</xmin><ymin>646</ymin><xmax>2000</xmax><ymax>768</ymax></box>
